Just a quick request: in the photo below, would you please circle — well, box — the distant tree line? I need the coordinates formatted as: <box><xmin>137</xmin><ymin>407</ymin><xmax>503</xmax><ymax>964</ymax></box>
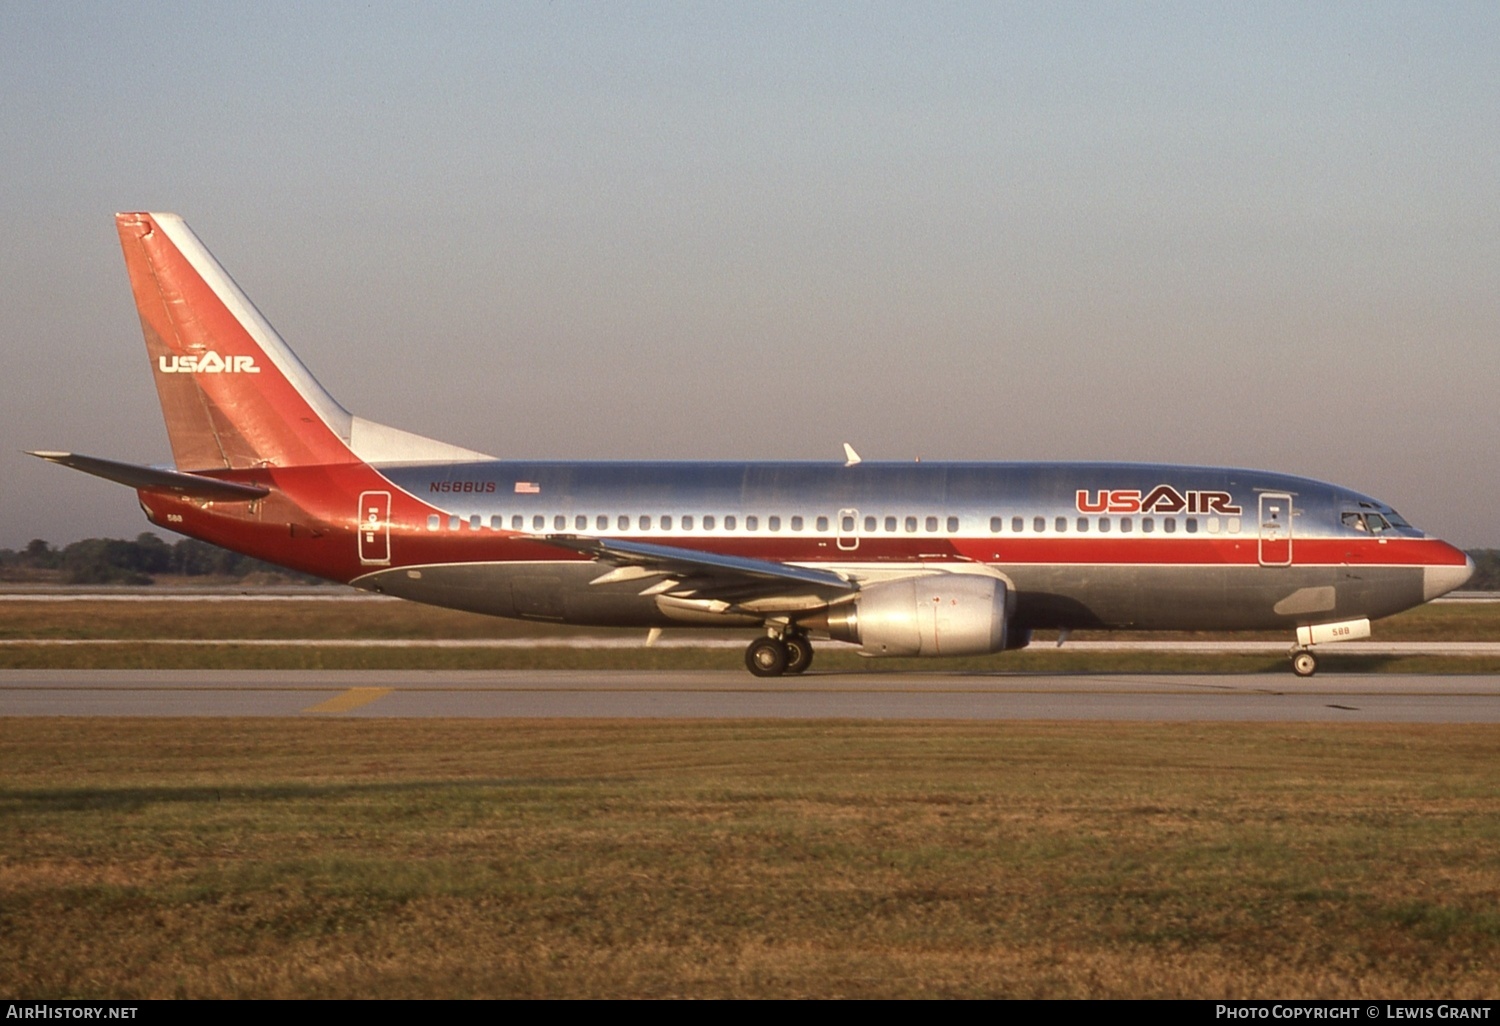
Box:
<box><xmin>3</xmin><ymin>534</ymin><xmax>1498</xmax><ymax>590</ymax></box>
<box><xmin>1469</xmin><ymin>550</ymin><xmax>1500</xmax><ymax>592</ymax></box>
<box><xmin>0</xmin><ymin>534</ymin><xmax>320</xmax><ymax>585</ymax></box>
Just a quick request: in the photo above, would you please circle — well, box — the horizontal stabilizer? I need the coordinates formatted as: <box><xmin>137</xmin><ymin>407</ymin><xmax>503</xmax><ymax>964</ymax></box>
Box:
<box><xmin>28</xmin><ymin>451</ymin><xmax>270</xmax><ymax>501</ymax></box>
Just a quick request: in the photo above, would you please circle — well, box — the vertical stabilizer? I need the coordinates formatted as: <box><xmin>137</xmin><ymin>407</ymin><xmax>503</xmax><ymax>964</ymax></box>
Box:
<box><xmin>117</xmin><ymin>212</ymin><xmax>357</xmax><ymax>470</ymax></box>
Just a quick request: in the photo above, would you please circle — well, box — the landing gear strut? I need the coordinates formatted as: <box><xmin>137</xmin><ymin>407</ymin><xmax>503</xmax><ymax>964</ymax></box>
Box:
<box><xmin>744</xmin><ymin>633</ymin><xmax>815</xmax><ymax>677</ymax></box>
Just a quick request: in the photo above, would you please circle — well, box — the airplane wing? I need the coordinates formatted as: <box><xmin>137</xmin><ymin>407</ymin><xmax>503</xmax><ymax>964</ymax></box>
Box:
<box><xmin>534</xmin><ymin>534</ymin><xmax>857</xmax><ymax>614</ymax></box>
<box><xmin>28</xmin><ymin>451</ymin><xmax>271</xmax><ymax>501</ymax></box>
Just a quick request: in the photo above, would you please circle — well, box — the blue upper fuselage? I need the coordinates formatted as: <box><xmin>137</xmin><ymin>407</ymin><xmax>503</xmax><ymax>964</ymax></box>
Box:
<box><xmin>378</xmin><ymin>460</ymin><xmax>1422</xmax><ymax>540</ymax></box>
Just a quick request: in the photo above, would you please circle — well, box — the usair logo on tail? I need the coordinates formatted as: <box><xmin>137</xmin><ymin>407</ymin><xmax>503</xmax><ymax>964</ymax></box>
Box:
<box><xmin>158</xmin><ymin>353</ymin><xmax>260</xmax><ymax>374</ymax></box>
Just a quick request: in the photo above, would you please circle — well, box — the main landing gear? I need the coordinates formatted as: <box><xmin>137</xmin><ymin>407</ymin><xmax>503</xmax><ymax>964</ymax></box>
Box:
<box><xmin>745</xmin><ymin>633</ymin><xmax>814</xmax><ymax>678</ymax></box>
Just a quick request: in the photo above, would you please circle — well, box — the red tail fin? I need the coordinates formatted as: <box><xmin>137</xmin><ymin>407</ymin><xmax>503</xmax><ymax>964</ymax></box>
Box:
<box><xmin>118</xmin><ymin>212</ymin><xmax>492</xmax><ymax>470</ymax></box>
<box><xmin>118</xmin><ymin>212</ymin><xmax>357</xmax><ymax>469</ymax></box>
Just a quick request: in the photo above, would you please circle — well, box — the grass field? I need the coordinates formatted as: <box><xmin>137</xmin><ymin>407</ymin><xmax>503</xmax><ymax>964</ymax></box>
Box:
<box><xmin>1</xmin><ymin>596</ymin><xmax>1498</xmax><ymax>673</ymax></box>
<box><xmin>3</xmin><ymin>719</ymin><xmax>1497</xmax><ymax>998</ymax></box>
<box><xmin>5</xmin><ymin>600</ymin><xmax>1498</xmax><ymax>997</ymax></box>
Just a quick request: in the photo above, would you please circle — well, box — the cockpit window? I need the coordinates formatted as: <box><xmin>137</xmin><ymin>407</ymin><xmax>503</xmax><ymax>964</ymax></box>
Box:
<box><xmin>1346</xmin><ymin>510</ymin><xmax>1395</xmax><ymax>534</ymax></box>
<box><xmin>1345</xmin><ymin>505</ymin><xmax>1420</xmax><ymax>536</ymax></box>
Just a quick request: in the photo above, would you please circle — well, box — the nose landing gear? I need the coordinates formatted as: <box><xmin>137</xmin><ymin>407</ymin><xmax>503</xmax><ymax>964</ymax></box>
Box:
<box><xmin>1286</xmin><ymin>618</ymin><xmax>1373</xmax><ymax>677</ymax></box>
<box><xmin>744</xmin><ymin>632</ymin><xmax>814</xmax><ymax>677</ymax></box>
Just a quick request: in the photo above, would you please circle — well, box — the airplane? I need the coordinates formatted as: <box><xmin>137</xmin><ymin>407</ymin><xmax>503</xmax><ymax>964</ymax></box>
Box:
<box><xmin>32</xmin><ymin>212</ymin><xmax>1475</xmax><ymax>677</ymax></box>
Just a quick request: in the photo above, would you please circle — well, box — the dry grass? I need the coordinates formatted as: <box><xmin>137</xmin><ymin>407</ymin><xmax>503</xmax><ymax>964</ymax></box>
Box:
<box><xmin>0</xmin><ymin>597</ymin><xmax>588</xmax><ymax>640</ymax></box>
<box><xmin>5</xmin><ymin>643</ymin><xmax>1500</xmax><ymax>675</ymax></box>
<box><xmin>2</xmin><ymin>596</ymin><xmax>1496</xmax><ymax>642</ymax></box>
<box><xmin>2</xmin><ymin>720</ymin><xmax>1497</xmax><ymax>998</ymax></box>
<box><xmin>1</xmin><ymin>598</ymin><xmax>1497</xmax><ymax>673</ymax></box>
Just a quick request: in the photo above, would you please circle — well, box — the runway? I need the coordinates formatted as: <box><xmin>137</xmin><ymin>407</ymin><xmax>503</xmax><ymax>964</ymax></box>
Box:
<box><xmin>4</xmin><ymin>669</ymin><xmax>1500</xmax><ymax>721</ymax></box>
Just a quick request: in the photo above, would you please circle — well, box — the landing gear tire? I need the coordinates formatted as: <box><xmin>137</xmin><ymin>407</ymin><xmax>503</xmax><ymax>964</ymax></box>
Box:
<box><xmin>1291</xmin><ymin>651</ymin><xmax>1318</xmax><ymax>677</ymax></box>
<box><xmin>746</xmin><ymin>637</ymin><xmax>789</xmax><ymax>677</ymax></box>
<box><xmin>783</xmin><ymin>634</ymin><xmax>814</xmax><ymax>675</ymax></box>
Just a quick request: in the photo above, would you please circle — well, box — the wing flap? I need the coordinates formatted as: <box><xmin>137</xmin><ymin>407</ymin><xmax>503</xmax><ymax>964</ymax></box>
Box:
<box><xmin>535</xmin><ymin>534</ymin><xmax>857</xmax><ymax>612</ymax></box>
<box><xmin>541</xmin><ymin>534</ymin><xmax>852</xmax><ymax>588</ymax></box>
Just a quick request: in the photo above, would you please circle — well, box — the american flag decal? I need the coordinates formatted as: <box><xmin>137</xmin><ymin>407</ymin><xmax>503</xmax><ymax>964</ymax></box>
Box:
<box><xmin>514</xmin><ymin>481</ymin><xmax>540</xmax><ymax>494</ymax></box>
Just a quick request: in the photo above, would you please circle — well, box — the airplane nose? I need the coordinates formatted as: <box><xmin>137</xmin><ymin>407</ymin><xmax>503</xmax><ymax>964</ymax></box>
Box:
<box><xmin>1423</xmin><ymin>554</ymin><xmax>1476</xmax><ymax>601</ymax></box>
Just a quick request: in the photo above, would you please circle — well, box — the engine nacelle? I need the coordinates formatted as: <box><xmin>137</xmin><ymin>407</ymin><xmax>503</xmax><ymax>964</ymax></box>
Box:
<box><xmin>811</xmin><ymin>575</ymin><xmax>1009</xmax><ymax>657</ymax></box>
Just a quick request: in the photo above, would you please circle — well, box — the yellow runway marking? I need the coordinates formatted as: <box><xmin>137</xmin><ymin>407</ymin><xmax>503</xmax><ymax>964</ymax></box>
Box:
<box><xmin>303</xmin><ymin>687</ymin><xmax>394</xmax><ymax>713</ymax></box>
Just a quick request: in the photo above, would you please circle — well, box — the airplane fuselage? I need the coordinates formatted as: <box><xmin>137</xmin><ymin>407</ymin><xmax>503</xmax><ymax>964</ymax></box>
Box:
<box><xmin>136</xmin><ymin>457</ymin><xmax>1468</xmax><ymax>637</ymax></box>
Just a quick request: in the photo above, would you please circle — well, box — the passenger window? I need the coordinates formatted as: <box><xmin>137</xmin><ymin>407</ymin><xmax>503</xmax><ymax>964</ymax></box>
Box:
<box><xmin>926</xmin><ymin>516</ymin><xmax>938</xmax><ymax>532</ymax></box>
<box><xmin>471</xmin><ymin>515</ymin><xmax>482</xmax><ymax>530</ymax></box>
<box><xmin>553</xmin><ymin>515</ymin><xmax>565</xmax><ymax>531</ymax></box>
<box><xmin>818</xmin><ymin>516</ymin><xmax>829</xmax><ymax>532</ymax></box>
<box><xmin>704</xmin><ymin>515</ymin><xmax>716</xmax><ymax>530</ymax></box>
<box><xmin>450</xmin><ymin>516</ymin><xmax>461</xmax><ymax>531</ymax></box>
<box><xmin>661</xmin><ymin>515</ymin><xmax>672</xmax><ymax>531</ymax></box>
<box><xmin>1142</xmin><ymin>517</ymin><xmax>1154</xmax><ymax>533</ymax></box>
<box><xmin>1185</xmin><ymin>517</ymin><xmax>1198</xmax><ymax>534</ymax></box>
<box><xmin>907</xmin><ymin>516</ymin><xmax>918</xmax><ymax>533</ymax></box>
<box><xmin>1034</xmin><ymin>516</ymin><xmax>1046</xmax><ymax>533</ymax></box>
<box><xmin>490</xmin><ymin>515</ymin><xmax>502</xmax><ymax>531</ymax></box>
<box><xmin>746</xmin><ymin>515</ymin><xmax>758</xmax><ymax>531</ymax></box>
<box><xmin>1120</xmin><ymin>517</ymin><xmax>1131</xmax><ymax>533</ymax></box>
<box><xmin>575</xmin><ymin>515</ymin><xmax>587</xmax><ymax>530</ymax></box>
<box><xmin>618</xmin><ymin>514</ymin><xmax>629</xmax><ymax>531</ymax></box>
<box><xmin>1075</xmin><ymin>517</ymin><xmax>1087</xmax><ymax>533</ymax></box>
<box><xmin>532</xmin><ymin>515</ymin><xmax>544</xmax><ymax>531</ymax></box>
<box><xmin>427</xmin><ymin>514</ymin><xmax>440</xmax><ymax>531</ymax></box>
<box><xmin>725</xmin><ymin>515</ymin><xmax>737</xmax><ymax>530</ymax></box>
<box><xmin>769</xmin><ymin>516</ymin><xmax>781</xmax><ymax>531</ymax></box>
<box><xmin>1055</xmin><ymin>516</ymin><xmax>1067</xmax><ymax>533</ymax></box>
<box><xmin>1206</xmin><ymin>516</ymin><xmax>1219</xmax><ymax>534</ymax></box>
<box><xmin>1164</xmin><ymin>518</ymin><xmax>1176</xmax><ymax>534</ymax></box>
<box><xmin>990</xmin><ymin>516</ymin><xmax>1002</xmax><ymax>533</ymax></box>
<box><xmin>791</xmin><ymin>516</ymin><xmax>804</xmax><ymax>531</ymax></box>
<box><xmin>947</xmin><ymin>516</ymin><xmax>959</xmax><ymax>533</ymax></box>
<box><xmin>864</xmin><ymin>516</ymin><xmax>876</xmax><ymax>532</ymax></box>
<box><xmin>1013</xmin><ymin>516</ymin><xmax>1024</xmax><ymax>533</ymax></box>
<box><xmin>597</xmin><ymin>514</ymin><xmax>609</xmax><ymax>531</ymax></box>
<box><xmin>885</xmin><ymin>516</ymin><xmax>897</xmax><ymax>533</ymax></box>
<box><xmin>1099</xmin><ymin>516</ymin><xmax>1110</xmax><ymax>533</ymax></box>
<box><xmin>1227</xmin><ymin>517</ymin><xmax>1241</xmax><ymax>534</ymax></box>
<box><xmin>512</xmin><ymin>515</ymin><xmax>523</xmax><ymax>530</ymax></box>
<box><xmin>682</xmin><ymin>515</ymin><xmax>694</xmax><ymax>531</ymax></box>
<box><xmin>639</xmin><ymin>515</ymin><xmax>651</xmax><ymax>531</ymax></box>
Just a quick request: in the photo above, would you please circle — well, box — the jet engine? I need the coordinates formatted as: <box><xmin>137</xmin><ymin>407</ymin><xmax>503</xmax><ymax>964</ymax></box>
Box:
<box><xmin>805</xmin><ymin>575</ymin><xmax>1010</xmax><ymax>657</ymax></box>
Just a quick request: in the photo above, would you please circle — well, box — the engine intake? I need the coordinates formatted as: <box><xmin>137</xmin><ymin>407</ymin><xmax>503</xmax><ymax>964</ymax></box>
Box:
<box><xmin>806</xmin><ymin>575</ymin><xmax>1009</xmax><ymax>657</ymax></box>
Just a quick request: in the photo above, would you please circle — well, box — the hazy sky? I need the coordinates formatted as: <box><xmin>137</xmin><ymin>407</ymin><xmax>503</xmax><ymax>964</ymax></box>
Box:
<box><xmin>3</xmin><ymin>2</ymin><xmax>1497</xmax><ymax>548</ymax></box>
